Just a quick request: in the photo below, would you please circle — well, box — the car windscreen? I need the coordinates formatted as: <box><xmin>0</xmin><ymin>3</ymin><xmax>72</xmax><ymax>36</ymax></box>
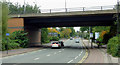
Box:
<box><xmin>52</xmin><ymin>42</ymin><xmax>58</xmax><ymax>44</ymax></box>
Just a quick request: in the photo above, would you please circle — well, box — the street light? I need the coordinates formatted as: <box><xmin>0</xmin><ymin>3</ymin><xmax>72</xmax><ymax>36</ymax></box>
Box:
<box><xmin>65</xmin><ymin>0</ymin><xmax>67</xmax><ymax>12</ymax></box>
<box><xmin>117</xmin><ymin>0</ymin><xmax>120</xmax><ymax>37</ymax></box>
<box><xmin>23</xmin><ymin>0</ymin><xmax>26</xmax><ymax>14</ymax></box>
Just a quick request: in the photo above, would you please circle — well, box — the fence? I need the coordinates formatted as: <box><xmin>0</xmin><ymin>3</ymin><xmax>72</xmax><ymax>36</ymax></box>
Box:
<box><xmin>9</xmin><ymin>5</ymin><xmax>116</xmax><ymax>14</ymax></box>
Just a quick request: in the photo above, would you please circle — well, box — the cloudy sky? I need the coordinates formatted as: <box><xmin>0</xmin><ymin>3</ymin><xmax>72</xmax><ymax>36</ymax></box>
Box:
<box><xmin>6</xmin><ymin>0</ymin><xmax>118</xmax><ymax>32</ymax></box>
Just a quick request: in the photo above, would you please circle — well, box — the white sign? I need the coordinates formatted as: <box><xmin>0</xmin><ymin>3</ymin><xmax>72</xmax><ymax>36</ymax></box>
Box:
<box><xmin>90</xmin><ymin>33</ymin><xmax>93</xmax><ymax>38</ymax></box>
<box><xmin>95</xmin><ymin>32</ymin><xmax>99</xmax><ymax>39</ymax></box>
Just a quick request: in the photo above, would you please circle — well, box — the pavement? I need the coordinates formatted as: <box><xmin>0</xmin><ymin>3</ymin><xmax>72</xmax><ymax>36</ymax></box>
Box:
<box><xmin>2</xmin><ymin>38</ymin><xmax>87</xmax><ymax>63</ymax></box>
<box><xmin>82</xmin><ymin>39</ymin><xmax>119</xmax><ymax>64</ymax></box>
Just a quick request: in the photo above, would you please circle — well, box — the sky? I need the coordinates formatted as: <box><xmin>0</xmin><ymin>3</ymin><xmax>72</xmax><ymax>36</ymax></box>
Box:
<box><xmin>6</xmin><ymin>0</ymin><xmax>118</xmax><ymax>32</ymax></box>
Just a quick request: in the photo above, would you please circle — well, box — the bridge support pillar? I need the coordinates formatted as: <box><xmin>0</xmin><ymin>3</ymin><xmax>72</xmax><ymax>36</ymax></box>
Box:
<box><xmin>25</xmin><ymin>27</ymin><xmax>41</xmax><ymax>47</ymax></box>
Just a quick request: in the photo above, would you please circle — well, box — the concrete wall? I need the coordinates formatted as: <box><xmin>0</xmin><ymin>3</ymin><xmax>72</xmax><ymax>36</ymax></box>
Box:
<box><xmin>8</xmin><ymin>18</ymin><xmax>24</xmax><ymax>33</ymax></box>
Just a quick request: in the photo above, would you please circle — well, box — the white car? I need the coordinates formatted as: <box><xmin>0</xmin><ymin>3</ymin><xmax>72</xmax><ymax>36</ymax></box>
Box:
<box><xmin>75</xmin><ymin>39</ymin><xmax>79</xmax><ymax>43</ymax></box>
<box><xmin>51</xmin><ymin>42</ymin><xmax>61</xmax><ymax>48</ymax></box>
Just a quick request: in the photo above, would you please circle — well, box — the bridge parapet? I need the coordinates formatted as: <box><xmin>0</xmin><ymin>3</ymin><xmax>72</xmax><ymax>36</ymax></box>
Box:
<box><xmin>10</xmin><ymin>9</ymin><xmax>117</xmax><ymax>18</ymax></box>
<box><xmin>9</xmin><ymin>5</ymin><xmax>118</xmax><ymax>18</ymax></box>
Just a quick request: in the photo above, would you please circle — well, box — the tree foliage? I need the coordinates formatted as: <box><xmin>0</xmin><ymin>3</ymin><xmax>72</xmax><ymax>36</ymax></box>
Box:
<box><xmin>80</xmin><ymin>27</ymin><xmax>89</xmax><ymax>33</ymax></box>
<box><xmin>41</xmin><ymin>28</ymin><xmax>49</xmax><ymax>43</ymax></box>
<box><xmin>2</xmin><ymin>2</ymin><xmax>9</xmax><ymax>38</ymax></box>
<box><xmin>8</xmin><ymin>2</ymin><xmax>41</xmax><ymax>14</ymax></box>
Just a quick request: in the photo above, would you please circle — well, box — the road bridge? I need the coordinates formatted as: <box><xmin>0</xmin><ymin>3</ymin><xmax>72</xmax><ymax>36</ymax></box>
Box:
<box><xmin>8</xmin><ymin>9</ymin><xmax>118</xmax><ymax>46</ymax></box>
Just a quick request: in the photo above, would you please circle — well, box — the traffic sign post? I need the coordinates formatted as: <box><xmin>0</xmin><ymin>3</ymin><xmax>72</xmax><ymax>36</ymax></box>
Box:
<box><xmin>6</xmin><ymin>33</ymin><xmax>10</xmax><ymax>54</ymax></box>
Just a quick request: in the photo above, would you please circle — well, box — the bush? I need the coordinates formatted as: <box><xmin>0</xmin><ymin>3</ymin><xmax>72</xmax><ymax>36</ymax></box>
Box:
<box><xmin>96</xmin><ymin>37</ymin><xmax>103</xmax><ymax>43</ymax></box>
<box><xmin>2</xmin><ymin>38</ymin><xmax>19</xmax><ymax>51</ymax></box>
<box><xmin>107</xmin><ymin>35</ymin><xmax>120</xmax><ymax>57</ymax></box>
<box><xmin>12</xmin><ymin>31</ymin><xmax>29</xmax><ymax>48</ymax></box>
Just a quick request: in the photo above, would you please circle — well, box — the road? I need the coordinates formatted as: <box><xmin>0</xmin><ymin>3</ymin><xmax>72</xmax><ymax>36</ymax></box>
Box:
<box><xmin>2</xmin><ymin>38</ymin><xmax>86</xmax><ymax>63</ymax></box>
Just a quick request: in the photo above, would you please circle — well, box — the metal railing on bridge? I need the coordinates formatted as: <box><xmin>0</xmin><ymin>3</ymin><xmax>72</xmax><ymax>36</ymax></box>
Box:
<box><xmin>9</xmin><ymin>5</ymin><xmax>116</xmax><ymax>14</ymax></box>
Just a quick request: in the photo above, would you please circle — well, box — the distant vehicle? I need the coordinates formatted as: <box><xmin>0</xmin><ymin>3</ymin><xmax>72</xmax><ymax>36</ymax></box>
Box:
<box><xmin>70</xmin><ymin>37</ymin><xmax>73</xmax><ymax>40</ymax></box>
<box><xmin>51</xmin><ymin>41</ymin><xmax>64</xmax><ymax>48</ymax></box>
<box><xmin>58</xmin><ymin>41</ymin><xmax>64</xmax><ymax>47</ymax></box>
<box><xmin>75</xmin><ymin>39</ymin><xmax>79</xmax><ymax>43</ymax></box>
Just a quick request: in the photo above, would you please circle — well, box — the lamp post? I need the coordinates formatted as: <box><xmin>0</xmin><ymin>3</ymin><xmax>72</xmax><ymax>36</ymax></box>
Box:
<box><xmin>65</xmin><ymin>0</ymin><xmax>67</xmax><ymax>12</ymax></box>
<box><xmin>117</xmin><ymin>0</ymin><xmax>120</xmax><ymax>60</ymax></box>
<box><xmin>117</xmin><ymin>0</ymin><xmax>119</xmax><ymax>34</ymax></box>
<box><xmin>23</xmin><ymin>0</ymin><xmax>26</xmax><ymax>14</ymax></box>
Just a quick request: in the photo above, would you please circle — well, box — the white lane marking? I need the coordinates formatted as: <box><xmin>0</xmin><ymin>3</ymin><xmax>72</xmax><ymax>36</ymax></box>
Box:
<box><xmin>81</xmin><ymin>50</ymin><xmax>83</xmax><ymax>54</ymax></box>
<box><xmin>43</xmin><ymin>49</ymin><xmax>47</xmax><ymax>50</ymax></box>
<box><xmin>67</xmin><ymin>60</ymin><xmax>73</xmax><ymax>63</ymax></box>
<box><xmin>75</xmin><ymin>56</ymin><xmax>78</xmax><ymax>59</ymax></box>
<box><xmin>79</xmin><ymin>53</ymin><xmax>82</xmax><ymax>56</ymax></box>
<box><xmin>3</xmin><ymin>49</ymin><xmax>44</xmax><ymax>59</ymax></box>
<box><xmin>46</xmin><ymin>54</ymin><xmax>51</xmax><ymax>56</ymax></box>
<box><xmin>54</xmin><ymin>52</ymin><xmax>57</xmax><ymax>54</ymax></box>
<box><xmin>34</xmin><ymin>58</ymin><xmax>39</xmax><ymax>60</ymax></box>
<box><xmin>62</xmin><ymin>49</ymin><xmax>64</xmax><ymax>50</ymax></box>
<box><xmin>59</xmin><ymin>51</ymin><xmax>61</xmax><ymax>52</ymax></box>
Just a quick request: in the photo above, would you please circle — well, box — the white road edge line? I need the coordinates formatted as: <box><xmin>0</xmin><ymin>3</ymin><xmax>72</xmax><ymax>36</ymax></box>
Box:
<box><xmin>46</xmin><ymin>54</ymin><xmax>51</xmax><ymax>56</ymax></box>
<box><xmin>67</xmin><ymin>60</ymin><xmax>73</xmax><ymax>63</ymax></box>
<box><xmin>34</xmin><ymin>58</ymin><xmax>39</xmax><ymax>60</ymax></box>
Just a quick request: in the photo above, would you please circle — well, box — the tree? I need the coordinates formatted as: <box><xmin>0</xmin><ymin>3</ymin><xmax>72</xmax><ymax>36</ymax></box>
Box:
<box><xmin>60</xmin><ymin>28</ymin><xmax>72</xmax><ymax>38</ymax></box>
<box><xmin>92</xmin><ymin>26</ymin><xmax>110</xmax><ymax>33</ymax></box>
<box><xmin>80</xmin><ymin>27</ymin><xmax>89</xmax><ymax>33</ymax></box>
<box><xmin>2</xmin><ymin>2</ymin><xmax>9</xmax><ymax>38</ymax></box>
<box><xmin>41</xmin><ymin>28</ymin><xmax>48</xmax><ymax>43</ymax></box>
<box><xmin>8</xmin><ymin>2</ymin><xmax>41</xmax><ymax>14</ymax></box>
<box><xmin>66</xmin><ymin>27</ymin><xmax>75</xmax><ymax>37</ymax></box>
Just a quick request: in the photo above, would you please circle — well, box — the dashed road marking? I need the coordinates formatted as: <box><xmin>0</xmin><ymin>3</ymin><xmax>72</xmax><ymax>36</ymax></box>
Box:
<box><xmin>79</xmin><ymin>54</ymin><xmax>81</xmax><ymax>56</ymax></box>
<box><xmin>43</xmin><ymin>49</ymin><xmax>47</xmax><ymax>50</ymax></box>
<box><xmin>59</xmin><ymin>51</ymin><xmax>61</xmax><ymax>52</ymax></box>
<box><xmin>34</xmin><ymin>58</ymin><xmax>39</xmax><ymax>60</ymax></box>
<box><xmin>75</xmin><ymin>56</ymin><xmax>78</xmax><ymax>59</ymax></box>
<box><xmin>67</xmin><ymin>60</ymin><xmax>73</xmax><ymax>63</ymax></box>
<box><xmin>3</xmin><ymin>49</ymin><xmax>44</xmax><ymax>59</ymax></box>
<box><xmin>46</xmin><ymin>54</ymin><xmax>51</xmax><ymax>56</ymax></box>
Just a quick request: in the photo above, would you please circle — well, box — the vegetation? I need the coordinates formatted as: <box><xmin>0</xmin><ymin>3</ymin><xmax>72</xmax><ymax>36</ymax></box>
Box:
<box><xmin>8</xmin><ymin>2</ymin><xmax>41</xmax><ymax>14</ymax></box>
<box><xmin>107</xmin><ymin>35</ymin><xmax>120</xmax><ymax>57</ymax></box>
<box><xmin>41</xmin><ymin>28</ymin><xmax>49</xmax><ymax>43</ymax></box>
<box><xmin>2</xmin><ymin>2</ymin><xmax>9</xmax><ymax>38</ymax></box>
<box><xmin>2</xmin><ymin>31</ymin><xmax>29</xmax><ymax>51</ymax></box>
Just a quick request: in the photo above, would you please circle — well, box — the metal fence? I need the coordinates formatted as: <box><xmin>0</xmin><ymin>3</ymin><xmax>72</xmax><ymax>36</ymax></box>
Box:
<box><xmin>40</xmin><ymin>5</ymin><xmax>116</xmax><ymax>13</ymax></box>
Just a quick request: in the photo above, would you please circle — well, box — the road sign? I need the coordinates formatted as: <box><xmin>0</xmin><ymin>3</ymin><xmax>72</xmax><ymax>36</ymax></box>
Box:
<box><xmin>95</xmin><ymin>32</ymin><xmax>99</xmax><ymax>39</ymax></box>
<box><xmin>90</xmin><ymin>33</ymin><xmax>93</xmax><ymax>38</ymax></box>
<box><xmin>6</xmin><ymin>33</ymin><xmax>10</xmax><ymax>36</ymax></box>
